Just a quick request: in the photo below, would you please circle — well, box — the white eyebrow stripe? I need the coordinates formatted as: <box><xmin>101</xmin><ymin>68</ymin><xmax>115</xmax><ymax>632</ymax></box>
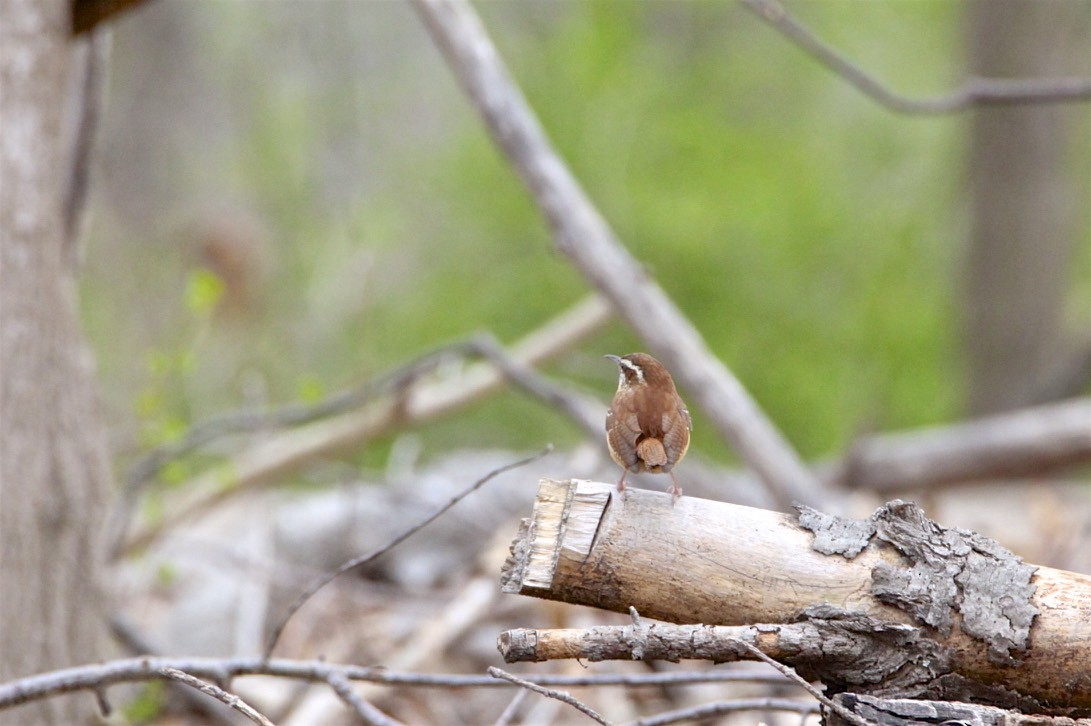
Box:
<box><xmin>618</xmin><ymin>358</ymin><xmax>644</xmax><ymax>382</ymax></box>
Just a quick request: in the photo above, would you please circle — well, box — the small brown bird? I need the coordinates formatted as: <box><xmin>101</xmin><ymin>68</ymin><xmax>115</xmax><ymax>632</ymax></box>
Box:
<box><xmin>605</xmin><ymin>353</ymin><xmax>692</xmax><ymax>500</ymax></box>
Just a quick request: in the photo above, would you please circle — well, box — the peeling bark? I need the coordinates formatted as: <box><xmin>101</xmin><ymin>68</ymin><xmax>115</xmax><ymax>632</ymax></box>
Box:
<box><xmin>799</xmin><ymin>500</ymin><xmax>1038</xmax><ymax>664</ymax></box>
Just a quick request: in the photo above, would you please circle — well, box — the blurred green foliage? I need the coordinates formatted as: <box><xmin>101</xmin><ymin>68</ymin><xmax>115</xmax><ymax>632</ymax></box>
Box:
<box><xmin>121</xmin><ymin>681</ymin><xmax>165</xmax><ymax>724</ymax></box>
<box><xmin>81</xmin><ymin>1</ymin><xmax>1087</xmax><ymax>479</ymax></box>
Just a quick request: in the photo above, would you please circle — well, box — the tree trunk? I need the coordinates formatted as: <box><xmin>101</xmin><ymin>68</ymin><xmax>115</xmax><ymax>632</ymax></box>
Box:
<box><xmin>964</xmin><ymin>0</ymin><xmax>1091</xmax><ymax>414</ymax></box>
<box><xmin>0</xmin><ymin>0</ymin><xmax>113</xmax><ymax>722</ymax></box>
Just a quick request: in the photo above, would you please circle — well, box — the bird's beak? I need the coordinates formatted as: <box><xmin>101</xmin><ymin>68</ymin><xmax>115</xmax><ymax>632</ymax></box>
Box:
<box><xmin>604</xmin><ymin>354</ymin><xmax>622</xmax><ymax>365</ymax></box>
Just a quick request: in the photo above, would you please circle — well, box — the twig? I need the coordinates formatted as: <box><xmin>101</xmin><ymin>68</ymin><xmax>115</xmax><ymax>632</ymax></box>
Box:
<box><xmin>109</xmin><ymin>615</ymin><xmax>250</xmax><ymax>726</ymax></box>
<box><xmin>493</xmin><ymin>687</ymin><xmax>529</xmax><ymax>726</ymax></box>
<box><xmin>117</xmin><ymin>294</ymin><xmax>610</xmax><ymax>556</ymax></box>
<box><xmin>323</xmin><ymin>671</ymin><xmax>404</xmax><ymax>726</ymax></box>
<box><xmin>729</xmin><ymin>639</ymin><xmax>871</xmax><ymax>726</ymax></box>
<box><xmin>411</xmin><ymin>0</ymin><xmax>828</xmax><ymax>511</ymax></box>
<box><xmin>158</xmin><ymin>668</ymin><xmax>275</xmax><ymax>726</ymax></box>
<box><xmin>0</xmin><ymin>656</ymin><xmax>790</xmax><ymax>711</ymax></box>
<box><xmin>113</xmin><ymin>330</ymin><xmax>601</xmax><ymax>557</ymax></box>
<box><xmin>93</xmin><ymin>687</ymin><xmax>111</xmax><ymax>718</ymax></box>
<box><xmin>488</xmin><ymin>667</ymin><xmax>613</xmax><ymax>726</ymax></box>
<box><xmin>124</xmin><ymin>340</ymin><xmax>478</xmax><ymax>484</ymax></box>
<box><xmin>739</xmin><ymin>0</ymin><xmax>1091</xmax><ymax>114</ymax></box>
<box><xmin>263</xmin><ymin>446</ymin><xmax>553</xmax><ymax>658</ymax></box>
<box><xmin>112</xmin><ymin>337</ymin><xmax>482</xmax><ymax>555</ymax></box>
<box><xmin>632</xmin><ymin>697</ymin><xmax>820</xmax><ymax>726</ymax></box>
<box><xmin>469</xmin><ymin>332</ymin><xmax>602</xmax><ymax>439</ymax></box>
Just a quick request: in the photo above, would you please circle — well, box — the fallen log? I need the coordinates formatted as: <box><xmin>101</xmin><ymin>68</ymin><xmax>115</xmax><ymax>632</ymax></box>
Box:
<box><xmin>499</xmin><ymin>479</ymin><xmax>1091</xmax><ymax>717</ymax></box>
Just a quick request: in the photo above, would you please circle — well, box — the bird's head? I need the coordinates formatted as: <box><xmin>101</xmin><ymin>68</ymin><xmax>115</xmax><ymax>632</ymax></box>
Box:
<box><xmin>605</xmin><ymin>352</ymin><xmax>674</xmax><ymax>392</ymax></box>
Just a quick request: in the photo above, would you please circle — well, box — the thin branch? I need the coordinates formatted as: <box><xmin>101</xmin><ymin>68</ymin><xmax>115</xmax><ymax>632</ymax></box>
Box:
<box><xmin>0</xmin><ymin>657</ymin><xmax>787</xmax><ymax>712</ymax></box>
<box><xmin>92</xmin><ymin>687</ymin><xmax>111</xmax><ymax>718</ymax></box>
<box><xmin>469</xmin><ymin>332</ymin><xmax>602</xmax><ymax>439</ymax></box>
<box><xmin>157</xmin><ymin>668</ymin><xmax>275</xmax><ymax>726</ymax></box>
<box><xmin>411</xmin><ymin>0</ymin><xmax>828</xmax><ymax>511</ymax></box>
<box><xmin>263</xmin><ymin>446</ymin><xmax>553</xmax><ymax>658</ymax></box>
<box><xmin>488</xmin><ymin>667</ymin><xmax>613</xmax><ymax>726</ymax></box>
<box><xmin>739</xmin><ymin>0</ymin><xmax>1091</xmax><ymax>115</ymax></box>
<box><xmin>112</xmin><ymin>336</ymin><xmax>483</xmax><ymax>554</ymax></box>
<box><xmin>116</xmin><ymin>294</ymin><xmax>610</xmax><ymax>556</ymax></box>
<box><xmin>323</xmin><ymin>671</ymin><xmax>404</xmax><ymax>726</ymax></box>
<box><xmin>124</xmin><ymin>339</ymin><xmax>481</xmax><ymax>484</ymax></box>
<box><xmin>729</xmin><ymin>639</ymin><xmax>871</xmax><ymax>726</ymax></box>
<box><xmin>631</xmin><ymin>697</ymin><xmax>820</xmax><ymax>726</ymax></box>
<box><xmin>109</xmin><ymin>615</ymin><xmax>258</xmax><ymax>726</ymax></box>
<box><xmin>114</xmin><ymin>328</ymin><xmax>602</xmax><ymax>557</ymax></box>
<box><xmin>493</xmin><ymin>688</ymin><xmax>529</xmax><ymax>726</ymax></box>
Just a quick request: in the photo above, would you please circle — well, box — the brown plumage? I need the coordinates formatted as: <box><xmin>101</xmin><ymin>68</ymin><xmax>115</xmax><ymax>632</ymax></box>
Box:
<box><xmin>605</xmin><ymin>353</ymin><xmax>692</xmax><ymax>500</ymax></box>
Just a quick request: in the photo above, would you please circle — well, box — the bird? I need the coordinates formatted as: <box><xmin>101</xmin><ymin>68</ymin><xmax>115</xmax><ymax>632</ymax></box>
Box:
<box><xmin>604</xmin><ymin>353</ymin><xmax>692</xmax><ymax>500</ymax></box>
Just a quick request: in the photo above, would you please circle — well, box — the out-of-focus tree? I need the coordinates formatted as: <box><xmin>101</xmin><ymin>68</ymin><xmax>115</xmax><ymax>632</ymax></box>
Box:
<box><xmin>0</xmin><ymin>0</ymin><xmax>113</xmax><ymax>721</ymax></box>
<box><xmin>964</xmin><ymin>0</ymin><xmax>1091</xmax><ymax>414</ymax></box>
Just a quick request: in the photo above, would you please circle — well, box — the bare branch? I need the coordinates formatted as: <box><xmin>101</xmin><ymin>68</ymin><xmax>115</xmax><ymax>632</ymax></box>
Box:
<box><xmin>323</xmin><ymin>671</ymin><xmax>404</xmax><ymax>726</ymax></box>
<box><xmin>728</xmin><ymin>639</ymin><xmax>869</xmax><ymax>726</ymax></box>
<box><xmin>498</xmin><ymin>621</ymin><xmax>793</xmax><ymax>666</ymax></box>
<box><xmin>109</xmin><ymin>615</ymin><xmax>265</xmax><ymax>726</ymax></box>
<box><xmin>112</xmin><ymin>337</ymin><xmax>482</xmax><ymax>553</ymax></box>
<box><xmin>117</xmin><ymin>294</ymin><xmax>610</xmax><ymax>555</ymax></box>
<box><xmin>263</xmin><ymin>446</ymin><xmax>553</xmax><ymax>658</ymax></box>
<box><xmin>469</xmin><ymin>332</ymin><xmax>602</xmax><ymax>439</ymax></box>
<box><xmin>411</xmin><ymin>0</ymin><xmax>828</xmax><ymax>510</ymax></box>
<box><xmin>488</xmin><ymin>667</ymin><xmax>613</xmax><ymax>726</ymax></box>
<box><xmin>739</xmin><ymin>0</ymin><xmax>1091</xmax><ymax>114</ymax></box>
<box><xmin>493</xmin><ymin>688</ymin><xmax>529</xmax><ymax>726</ymax></box>
<box><xmin>632</xmin><ymin>697</ymin><xmax>820</xmax><ymax>726</ymax></box>
<box><xmin>157</xmin><ymin>668</ymin><xmax>275</xmax><ymax>726</ymax></box>
<box><xmin>838</xmin><ymin>397</ymin><xmax>1091</xmax><ymax>492</ymax></box>
<box><xmin>0</xmin><ymin>656</ymin><xmax>785</xmax><ymax>712</ymax></box>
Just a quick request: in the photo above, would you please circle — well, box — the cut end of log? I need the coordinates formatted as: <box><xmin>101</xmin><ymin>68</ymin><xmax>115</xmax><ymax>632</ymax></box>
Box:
<box><xmin>500</xmin><ymin>478</ymin><xmax>612</xmax><ymax>594</ymax></box>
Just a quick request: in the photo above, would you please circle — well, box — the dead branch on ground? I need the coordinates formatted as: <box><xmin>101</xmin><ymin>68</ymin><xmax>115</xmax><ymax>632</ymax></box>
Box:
<box><xmin>500</xmin><ymin>479</ymin><xmax>1091</xmax><ymax>717</ymax></box>
<box><xmin>264</xmin><ymin>447</ymin><xmax>552</xmax><ymax>657</ymax></box>
<box><xmin>117</xmin><ymin>295</ymin><xmax>610</xmax><ymax>555</ymax></box>
<box><xmin>837</xmin><ymin>396</ymin><xmax>1091</xmax><ymax>492</ymax></box>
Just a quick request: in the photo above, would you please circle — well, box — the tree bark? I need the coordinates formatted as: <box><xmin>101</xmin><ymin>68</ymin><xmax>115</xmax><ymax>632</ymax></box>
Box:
<box><xmin>500</xmin><ymin>480</ymin><xmax>1091</xmax><ymax>716</ymax></box>
<box><xmin>0</xmin><ymin>0</ymin><xmax>113</xmax><ymax>722</ymax></box>
<box><xmin>964</xmin><ymin>0</ymin><xmax>1091</xmax><ymax>414</ymax></box>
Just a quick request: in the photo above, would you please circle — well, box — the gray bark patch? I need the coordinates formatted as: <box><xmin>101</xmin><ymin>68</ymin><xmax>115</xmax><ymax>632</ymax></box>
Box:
<box><xmin>798</xmin><ymin>500</ymin><xmax>1038</xmax><ymax>664</ymax></box>
<box><xmin>796</xmin><ymin>504</ymin><xmax>876</xmax><ymax>557</ymax></box>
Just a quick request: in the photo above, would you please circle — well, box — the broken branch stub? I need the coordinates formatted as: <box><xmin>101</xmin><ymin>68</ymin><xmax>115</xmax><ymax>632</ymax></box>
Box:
<box><xmin>500</xmin><ymin>479</ymin><xmax>1091</xmax><ymax>714</ymax></box>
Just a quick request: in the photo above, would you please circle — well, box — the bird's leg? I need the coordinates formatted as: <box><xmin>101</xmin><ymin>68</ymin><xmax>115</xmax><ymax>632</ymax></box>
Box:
<box><xmin>668</xmin><ymin>472</ymin><xmax>682</xmax><ymax>503</ymax></box>
<box><xmin>616</xmin><ymin>470</ymin><xmax>628</xmax><ymax>496</ymax></box>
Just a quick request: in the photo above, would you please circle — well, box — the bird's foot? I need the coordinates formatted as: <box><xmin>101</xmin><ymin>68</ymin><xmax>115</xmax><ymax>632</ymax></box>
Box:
<box><xmin>669</xmin><ymin>475</ymin><xmax>682</xmax><ymax>505</ymax></box>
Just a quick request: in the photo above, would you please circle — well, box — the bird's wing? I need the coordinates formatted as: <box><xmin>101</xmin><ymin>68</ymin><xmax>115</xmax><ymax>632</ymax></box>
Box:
<box><xmin>660</xmin><ymin>406</ymin><xmax>691</xmax><ymax>464</ymax></box>
<box><xmin>606</xmin><ymin>408</ymin><xmax>642</xmax><ymax>469</ymax></box>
